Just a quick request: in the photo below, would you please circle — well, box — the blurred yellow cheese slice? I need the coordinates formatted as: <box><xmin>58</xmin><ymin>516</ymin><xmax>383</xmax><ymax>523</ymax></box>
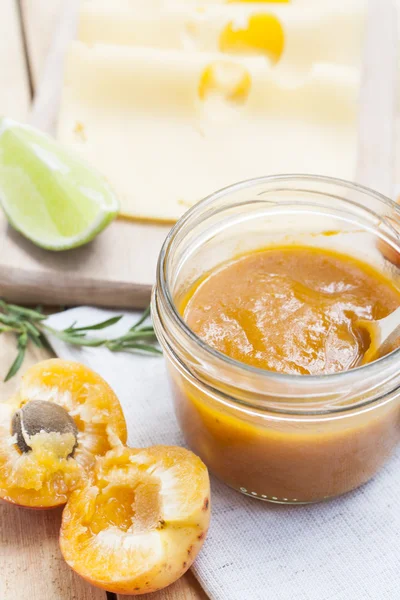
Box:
<box><xmin>78</xmin><ymin>2</ymin><xmax>365</xmax><ymax>71</ymax></box>
<box><xmin>58</xmin><ymin>44</ymin><xmax>359</xmax><ymax>222</ymax></box>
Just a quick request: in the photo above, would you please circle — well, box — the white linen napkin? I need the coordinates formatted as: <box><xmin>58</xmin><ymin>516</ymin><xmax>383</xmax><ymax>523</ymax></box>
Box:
<box><xmin>47</xmin><ymin>307</ymin><xmax>400</xmax><ymax>600</ymax></box>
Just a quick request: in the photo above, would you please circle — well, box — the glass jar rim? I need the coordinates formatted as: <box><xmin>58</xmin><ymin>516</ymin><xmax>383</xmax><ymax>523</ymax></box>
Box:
<box><xmin>156</xmin><ymin>173</ymin><xmax>400</xmax><ymax>394</ymax></box>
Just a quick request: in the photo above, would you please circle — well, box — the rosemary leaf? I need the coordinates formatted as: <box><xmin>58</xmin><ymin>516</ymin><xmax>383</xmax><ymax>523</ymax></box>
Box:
<box><xmin>130</xmin><ymin>306</ymin><xmax>151</xmax><ymax>331</ymax></box>
<box><xmin>44</xmin><ymin>328</ymin><xmax>106</xmax><ymax>347</ymax></box>
<box><xmin>0</xmin><ymin>299</ymin><xmax>161</xmax><ymax>380</ymax></box>
<box><xmin>71</xmin><ymin>315</ymin><xmax>123</xmax><ymax>332</ymax></box>
<box><xmin>24</xmin><ymin>321</ymin><xmax>42</xmax><ymax>339</ymax></box>
<box><xmin>0</xmin><ymin>313</ymin><xmax>22</xmax><ymax>328</ymax></box>
<box><xmin>113</xmin><ymin>330</ymin><xmax>157</xmax><ymax>342</ymax></box>
<box><xmin>135</xmin><ymin>326</ymin><xmax>156</xmax><ymax>333</ymax></box>
<box><xmin>5</xmin><ymin>347</ymin><xmax>26</xmax><ymax>382</ymax></box>
<box><xmin>5</xmin><ymin>335</ymin><xmax>28</xmax><ymax>382</ymax></box>
<box><xmin>1</xmin><ymin>302</ymin><xmax>46</xmax><ymax>321</ymax></box>
<box><xmin>63</xmin><ymin>321</ymin><xmax>77</xmax><ymax>333</ymax></box>
<box><xmin>18</xmin><ymin>332</ymin><xmax>28</xmax><ymax>348</ymax></box>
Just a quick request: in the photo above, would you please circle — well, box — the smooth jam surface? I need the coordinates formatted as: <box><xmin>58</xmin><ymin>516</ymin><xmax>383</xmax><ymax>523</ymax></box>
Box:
<box><xmin>183</xmin><ymin>246</ymin><xmax>400</xmax><ymax>375</ymax></box>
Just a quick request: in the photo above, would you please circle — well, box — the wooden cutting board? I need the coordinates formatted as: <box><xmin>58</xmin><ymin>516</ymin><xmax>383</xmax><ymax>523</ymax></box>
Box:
<box><xmin>0</xmin><ymin>0</ymin><xmax>397</xmax><ymax>310</ymax></box>
<box><xmin>0</xmin><ymin>1</ymin><xmax>170</xmax><ymax>310</ymax></box>
<box><xmin>0</xmin><ymin>214</ymin><xmax>169</xmax><ymax>309</ymax></box>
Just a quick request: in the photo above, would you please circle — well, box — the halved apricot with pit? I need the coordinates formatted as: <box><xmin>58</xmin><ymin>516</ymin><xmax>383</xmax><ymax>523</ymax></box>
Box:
<box><xmin>0</xmin><ymin>359</ymin><xmax>127</xmax><ymax>508</ymax></box>
<box><xmin>60</xmin><ymin>446</ymin><xmax>210</xmax><ymax>595</ymax></box>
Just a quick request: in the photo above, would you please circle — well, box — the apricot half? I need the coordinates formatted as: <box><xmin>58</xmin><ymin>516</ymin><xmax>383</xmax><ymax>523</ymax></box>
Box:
<box><xmin>60</xmin><ymin>446</ymin><xmax>210</xmax><ymax>595</ymax></box>
<box><xmin>0</xmin><ymin>359</ymin><xmax>127</xmax><ymax>508</ymax></box>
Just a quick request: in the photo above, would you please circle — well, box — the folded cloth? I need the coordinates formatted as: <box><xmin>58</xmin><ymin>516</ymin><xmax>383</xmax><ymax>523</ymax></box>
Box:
<box><xmin>47</xmin><ymin>306</ymin><xmax>400</xmax><ymax>600</ymax></box>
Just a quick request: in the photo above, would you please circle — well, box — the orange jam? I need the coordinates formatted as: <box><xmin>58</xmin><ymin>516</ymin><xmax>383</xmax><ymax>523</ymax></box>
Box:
<box><xmin>169</xmin><ymin>246</ymin><xmax>400</xmax><ymax>503</ymax></box>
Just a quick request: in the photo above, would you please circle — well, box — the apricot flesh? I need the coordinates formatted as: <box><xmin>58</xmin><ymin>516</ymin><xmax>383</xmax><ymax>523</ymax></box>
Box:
<box><xmin>60</xmin><ymin>446</ymin><xmax>210</xmax><ymax>595</ymax></box>
<box><xmin>0</xmin><ymin>359</ymin><xmax>127</xmax><ymax>508</ymax></box>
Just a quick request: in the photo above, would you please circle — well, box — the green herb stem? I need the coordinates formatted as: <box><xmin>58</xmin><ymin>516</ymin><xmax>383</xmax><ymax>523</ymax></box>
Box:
<box><xmin>0</xmin><ymin>301</ymin><xmax>161</xmax><ymax>381</ymax></box>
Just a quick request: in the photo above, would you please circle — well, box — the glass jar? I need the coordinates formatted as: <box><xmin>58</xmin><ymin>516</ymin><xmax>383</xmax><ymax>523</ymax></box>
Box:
<box><xmin>151</xmin><ymin>175</ymin><xmax>400</xmax><ymax>504</ymax></box>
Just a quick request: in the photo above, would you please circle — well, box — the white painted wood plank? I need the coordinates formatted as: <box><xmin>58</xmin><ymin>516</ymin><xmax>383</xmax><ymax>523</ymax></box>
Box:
<box><xmin>0</xmin><ymin>0</ymin><xmax>30</xmax><ymax>120</ymax></box>
<box><xmin>20</xmin><ymin>0</ymin><xmax>64</xmax><ymax>89</ymax></box>
<box><xmin>356</xmin><ymin>0</ymin><xmax>398</xmax><ymax>196</ymax></box>
<box><xmin>27</xmin><ymin>0</ymin><xmax>80</xmax><ymax>133</ymax></box>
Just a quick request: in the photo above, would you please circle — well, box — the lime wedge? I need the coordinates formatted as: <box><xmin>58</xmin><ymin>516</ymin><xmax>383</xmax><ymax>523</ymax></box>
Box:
<box><xmin>0</xmin><ymin>118</ymin><xmax>119</xmax><ymax>251</ymax></box>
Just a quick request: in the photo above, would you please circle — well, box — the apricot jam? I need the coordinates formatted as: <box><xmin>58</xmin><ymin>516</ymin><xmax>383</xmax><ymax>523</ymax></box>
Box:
<box><xmin>183</xmin><ymin>246</ymin><xmax>400</xmax><ymax>374</ymax></box>
<box><xmin>171</xmin><ymin>247</ymin><xmax>400</xmax><ymax>503</ymax></box>
<box><xmin>152</xmin><ymin>175</ymin><xmax>400</xmax><ymax>504</ymax></box>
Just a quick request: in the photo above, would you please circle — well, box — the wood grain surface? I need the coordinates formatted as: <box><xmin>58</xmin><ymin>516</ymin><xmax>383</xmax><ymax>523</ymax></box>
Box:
<box><xmin>0</xmin><ymin>215</ymin><xmax>169</xmax><ymax>309</ymax></box>
<box><xmin>118</xmin><ymin>572</ymin><xmax>209</xmax><ymax>600</ymax></box>
<box><xmin>0</xmin><ymin>336</ymin><xmax>105</xmax><ymax>600</ymax></box>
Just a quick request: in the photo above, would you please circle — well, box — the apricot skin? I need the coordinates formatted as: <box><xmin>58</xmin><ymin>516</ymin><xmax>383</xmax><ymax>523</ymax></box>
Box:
<box><xmin>60</xmin><ymin>531</ymin><xmax>208</xmax><ymax>596</ymax></box>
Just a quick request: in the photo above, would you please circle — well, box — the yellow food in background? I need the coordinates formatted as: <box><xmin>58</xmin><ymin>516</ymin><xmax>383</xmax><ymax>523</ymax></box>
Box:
<box><xmin>198</xmin><ymin>60</ymin><xmax>252</xmax><ymax>102</ymax></box>
<box><xmin>58</xmin><ymin>44</ymin><xmax>358</xmax><ymax>222</ymax></box>
<box><xmin>219</xmin><ymin>14</ymin><xmax>284</xmax><ymax>63</ymax></box>
<box><xmin>58</xmin><ymin>0</ymin><xmax>365</xmax><ymax>222</ymax></box>
<box><xmin>78</xmin><ymin>2</ymin><xmax>364</xmax><ymax>69</ymax></box>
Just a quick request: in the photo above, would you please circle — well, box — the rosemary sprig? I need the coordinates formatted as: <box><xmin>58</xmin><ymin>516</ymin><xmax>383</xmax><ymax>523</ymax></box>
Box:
<box><xmin>0</xmin><ymin>300</ymin><xmax>162</xmax><ymax>382</ymax></box>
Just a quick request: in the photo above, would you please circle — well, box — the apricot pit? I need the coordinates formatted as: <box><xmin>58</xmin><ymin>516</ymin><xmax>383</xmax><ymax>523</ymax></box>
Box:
<box><xmin>12</xmin><ymin>400</ymin><xmax>78</xmax><ymax>456</ymax></box>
